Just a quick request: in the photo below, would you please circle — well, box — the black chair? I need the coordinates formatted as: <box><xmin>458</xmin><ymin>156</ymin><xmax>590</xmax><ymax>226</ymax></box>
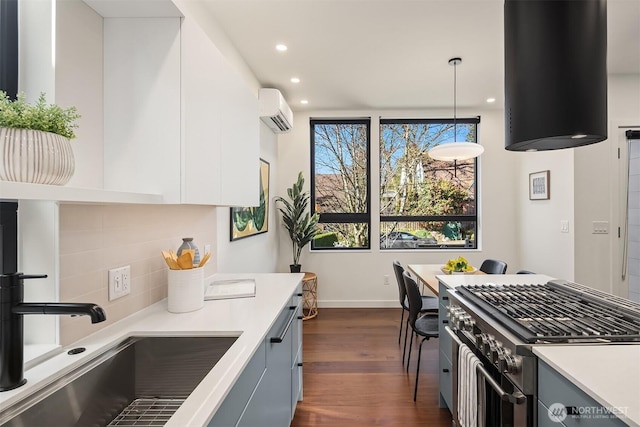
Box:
<box><xmin>402</xmin><ymin>270</ymin><xmax>439</xmax><ymax>401</ymax></box>
<box><xmin>479</xmin><ymin>259</ymin><xmax>508</xmax><ymax>274</ymax></box>
<box><xmin>516</xmin><ymin>269</ymin><xmax>535</xmax><ymax>274</ymax></box>
<box><xmin>393</xmin><ymin>261</ymin><xmax>438</xmax><ymax>366</ymax></box>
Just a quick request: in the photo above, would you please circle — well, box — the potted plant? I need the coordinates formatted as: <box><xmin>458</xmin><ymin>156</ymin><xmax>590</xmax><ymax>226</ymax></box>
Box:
<box><xmin>276</xmin><ymin>172</ymin><xmax>320</xmax><ymax>273</ymax></box>
<box><xmin>0</xmin><ymin>91</ymin><xmax>80</xmax><ymax>185</ymax></box>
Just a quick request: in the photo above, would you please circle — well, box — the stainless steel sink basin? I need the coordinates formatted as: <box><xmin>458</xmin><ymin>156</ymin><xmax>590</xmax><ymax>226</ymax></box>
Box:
<box><xmin>0</xmin><ymin>335</ymin><xmax>238</xmax><ymax>427</ymax></box>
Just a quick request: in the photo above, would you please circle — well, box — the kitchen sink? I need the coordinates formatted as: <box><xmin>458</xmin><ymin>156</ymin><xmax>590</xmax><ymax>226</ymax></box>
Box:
<box><xmin>0</xmin><ymin>335</ymin><xmax>238</xmax><ymax>427</ymax></box>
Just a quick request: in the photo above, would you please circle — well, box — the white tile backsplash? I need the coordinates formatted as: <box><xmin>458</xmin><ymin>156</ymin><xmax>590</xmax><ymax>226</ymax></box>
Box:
<box><xmin>58</xmin><ymin>204</ymin><xmax>217</xmax><ymax>345</ymax></box>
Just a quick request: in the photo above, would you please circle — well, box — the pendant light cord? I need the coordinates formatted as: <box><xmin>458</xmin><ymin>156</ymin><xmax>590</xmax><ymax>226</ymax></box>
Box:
<box><xmin>453</xmin><ymin>60</ymin><xmax>457</xmax><ymax>141</ymax></box>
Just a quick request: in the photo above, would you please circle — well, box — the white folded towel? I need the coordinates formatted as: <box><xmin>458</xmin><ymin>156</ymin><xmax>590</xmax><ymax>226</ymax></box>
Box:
<box><xmin>458</xmin><ymin>344</ymin><xmax>481</xmax><ymax>427</ymax></box>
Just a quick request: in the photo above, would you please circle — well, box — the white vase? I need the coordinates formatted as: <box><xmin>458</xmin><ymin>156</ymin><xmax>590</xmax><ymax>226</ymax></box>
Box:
<box><xmin>0</xmin><ymin>127</ymin><xmax>75</xmax><ymax>185</ymax></box>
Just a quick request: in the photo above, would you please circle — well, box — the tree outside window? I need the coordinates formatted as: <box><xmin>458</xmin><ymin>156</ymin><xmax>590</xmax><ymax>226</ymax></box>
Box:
<box><xmin>311</xmin><ymin>119</ymin><xmax>370</xmax><ymax>249</ymax></box>
<box><xmin>380</xmin><ymin>118</ymin><xmax>479</xmax><ymax>249</ymax></box>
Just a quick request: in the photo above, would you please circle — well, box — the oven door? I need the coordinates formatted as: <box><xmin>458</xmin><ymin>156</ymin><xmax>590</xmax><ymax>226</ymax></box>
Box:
<box><xmin>445</xmin><ymin>326</ymin><xmax>531</xmax><ymax>427</ymax></box>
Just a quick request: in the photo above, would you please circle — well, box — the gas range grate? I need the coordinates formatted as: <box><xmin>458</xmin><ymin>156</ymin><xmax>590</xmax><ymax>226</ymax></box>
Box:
<box><xmin>457</xmin><ymin>280</ymin><xmax>640</xmax><ymax>343</ymax></box>
<box><xmin>107</xmin><ymin>398</ymin><xmax>185</xmax><ymax>427</ymax></box>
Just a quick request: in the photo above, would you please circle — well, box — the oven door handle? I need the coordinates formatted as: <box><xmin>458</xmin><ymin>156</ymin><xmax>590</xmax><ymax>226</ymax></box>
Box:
<box><xmin>445</xmin><ymin>326</ymin><xmax>527</xmax><ymax>405</ymax></box>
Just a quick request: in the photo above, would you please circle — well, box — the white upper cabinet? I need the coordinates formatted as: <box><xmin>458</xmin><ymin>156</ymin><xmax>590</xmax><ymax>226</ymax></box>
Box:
<box><xmin>102</xmin><ymin>14</ymin><xmax>259</xmax><ymax>206</ymax></box>
<box><xmin>6</xmin><ymin>0</ymin><xmax>259</xmax><ymax>206</ymax></box>
<box><xmin>180</xmin><ymin>17</ymin><xmax>259</xmax><ymax>206</ymax></box>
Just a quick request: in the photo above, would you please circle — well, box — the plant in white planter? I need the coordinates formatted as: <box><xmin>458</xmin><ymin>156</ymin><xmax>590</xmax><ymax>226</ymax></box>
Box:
<box><xmin>276</xmin><ymin>172</ymin><xmax>320</xmax><ymax>273</ymax></box>
<box><xmin>0</xmin><ymin>91</ymin><xmax>80</xmax><ymax>185</ymax></box>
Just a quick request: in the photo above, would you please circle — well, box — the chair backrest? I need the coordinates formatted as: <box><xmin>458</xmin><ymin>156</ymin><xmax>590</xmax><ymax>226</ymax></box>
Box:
<box><xmin>516</xmin><ymin>269</ymin><xmax>535</xmax><ymax>274</ymax></box>
<box><xmin>479</xmin><ymin>259</ymin><xmax>508</xmax><ymax>274</ymax></box>
<box><xmin>402</xmin><ymin>271</ymin><xmax>423</xmax><ymax>329</ymax></box>
<box><xmin>392</xmin><ymin>261</ymin><xmax>406</xmax><ymax>306</ymax></box>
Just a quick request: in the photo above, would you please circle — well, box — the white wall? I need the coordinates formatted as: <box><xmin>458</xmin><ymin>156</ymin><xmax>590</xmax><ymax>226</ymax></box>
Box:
<box><xmin>516</xmin><ymin>150</ymin><xmax>575</xmax><ymax>280</ymax></box>
<box><xmin>56</xmin><ymin>0</ymin><xmax>104</xmax><ymax>188</ymax></box>
<box><xmin>276</xmin><ymin>108</ymin><xmax>520</xmax><ymax>307</ymax></box>
<box><xmin>574</xmin><ymin>75</ymin><xmax>640</xmax><ymax>294</ymax></box>
<box><xmin>216</xmin><ymin>122</ymin><xmax>280</xmax><ymax>273</ymax></box>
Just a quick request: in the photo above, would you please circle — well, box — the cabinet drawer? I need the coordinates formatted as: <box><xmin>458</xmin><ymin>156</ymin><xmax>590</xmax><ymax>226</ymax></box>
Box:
<box><xmin>438</xmin><ymin>305</ymin><xmax>451</xmax><ymax>357</ymax></box>
<box><xmin>438</xmin><ymin>350</ymin><xmax>453</xmax><ymax>411</ymax></box>
<box><xmin>438</xmin><ymin>282</ymin><xmax>450</xmax><ymax>307</ymax></box>
<box><xmin>538</xmin><ymin>361</ymin><xmax>626</xmax><ymax>427</ymax></box>
<box><xmin>208</xmin><ymin>342</ymin><xmax>266</xmax><ymax>426</ymax></box>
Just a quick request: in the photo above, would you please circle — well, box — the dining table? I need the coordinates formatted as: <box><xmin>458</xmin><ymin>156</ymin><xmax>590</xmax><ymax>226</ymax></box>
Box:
<box><xmin>407</xmin><ymin>263</ymin><xmax>485</xmax><ymax>296</ymax></box>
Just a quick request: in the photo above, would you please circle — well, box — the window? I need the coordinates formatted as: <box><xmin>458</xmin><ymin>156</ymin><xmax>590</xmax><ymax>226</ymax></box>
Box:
<box><xmin>379</xmin><ymin>118</ymin><xmax>479</xmax><ymax>249</ymax></box>
<box><xmin>310</xmin><ymin>119</ymin><xmax>370</xmax><ymax>249</ymax></box>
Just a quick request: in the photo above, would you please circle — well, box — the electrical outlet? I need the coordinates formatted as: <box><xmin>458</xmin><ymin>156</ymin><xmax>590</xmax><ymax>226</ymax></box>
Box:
<box><xmin>384</xmin><ymin>275</ymin><xmax>390</xmax><ymax>286</ymax></box>
<box><xmin>592</xmin><ymin>221</ymin><xmax>609</xmax><ymax>234</ymax></box>
<box><xmin>204</xmin><ymin>244</ymin><xmax>211</xmax><ymax>254</ymax></box>
<box><xmin>560</xmin><ymin>220</ymin><xmax>570</xmax><ymax>233</ymax></box>
<box><xmin>108</xmin><ymin>265</ymin><xmax>131</xmax><ymax>301</ymax></box>
<box><xmin>121</xmin><ymin>265</ymin><xmax>131</xmax><ymax>294</ymax></box>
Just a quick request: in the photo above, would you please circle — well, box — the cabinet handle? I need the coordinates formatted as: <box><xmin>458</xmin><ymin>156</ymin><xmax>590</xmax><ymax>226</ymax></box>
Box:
<box><xmin>297</xmin><ymin>293</ymin><xmax>303</xmax><ymax>297</ymax></box>
<box><xmin>442</xmin><ymin>368</ymin><xmax>449</xmax><ymax>373</ymax></box>
<box><xmin>297</xmin><ymin>362</ymin><xmax>303</xmax><ymax>367</ymax></box>
<box><xmin>442</xmin><ymin>319</ymin><xmax>449</xmax><ymax>324</ymax></box>
<box><xmin>442</xmin><ymin>296</ymin><xmax>449</xmax><ymax>301</ymax></box>
<box><xmin>270</xmin><ymin>306</ymin><xmax>298</xmax><ymax>343</ymax></box>
<box><xmin>297</xmin><ymin>316</ymin><xmax>303</xmax><ymax>320</ymax></box>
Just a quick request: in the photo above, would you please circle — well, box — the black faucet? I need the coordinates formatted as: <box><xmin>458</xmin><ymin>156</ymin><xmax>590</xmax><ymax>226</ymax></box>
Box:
<box><xmin>0</xmin><ymin>272</ymin><xmax>106</xmax><ymax>391</ymax></box>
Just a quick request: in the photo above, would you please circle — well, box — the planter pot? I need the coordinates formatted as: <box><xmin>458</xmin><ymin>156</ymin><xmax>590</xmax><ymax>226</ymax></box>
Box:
<box><xmin>290</xmin><ymin>264</ymin><xmax>301</xmax><ymax>273</ymax></box>
<box><xmin>0</xmin><ymin>127</ymin><xmax>75</xmax><ymax>185</ymax></box>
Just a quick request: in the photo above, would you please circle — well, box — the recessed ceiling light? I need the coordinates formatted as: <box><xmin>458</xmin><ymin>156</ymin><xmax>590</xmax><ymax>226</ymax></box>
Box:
<box><xmin>300</xmin><ymin>100</ymin><xmax>309</xmax><ymax>105</ymax></box>
<box><xmin>290</xmin><ymin>77</ymin><xmax>300</xmax><ymax>84</ymax></box>
<box><xmin>275</xmin><ymin>44</ymin><xmax>288</xmax><ymax>52</ymax></box>
<box><xmin>486</xmin><ymin>97</ymin><xmax>496</xmax><ymax>103</ymax></box>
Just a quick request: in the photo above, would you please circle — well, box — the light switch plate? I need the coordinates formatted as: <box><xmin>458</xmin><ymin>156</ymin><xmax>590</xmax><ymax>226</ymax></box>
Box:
<box><xmin>108</xmin><ymin>265</ymin><xmax>131</xmax><ymax>300</ymax></box>
<box><xmin>560</xmin><ymin>220</ymin><xmax>569</xmax><ymax>233</ymax></box>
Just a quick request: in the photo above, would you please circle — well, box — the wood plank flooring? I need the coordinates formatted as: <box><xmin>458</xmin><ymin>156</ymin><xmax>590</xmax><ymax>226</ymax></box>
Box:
<box><xmin>291</xmin><ymin>308</ymin><xmax>453</xmax><ymax>427</ymax></box>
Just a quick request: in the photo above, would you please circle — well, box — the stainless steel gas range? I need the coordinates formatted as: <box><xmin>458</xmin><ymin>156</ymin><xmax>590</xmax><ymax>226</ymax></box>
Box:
<box><xmin>445</xmin><ymin>279</ymin><xmax>640</xmax><ymax>427</ymax></box>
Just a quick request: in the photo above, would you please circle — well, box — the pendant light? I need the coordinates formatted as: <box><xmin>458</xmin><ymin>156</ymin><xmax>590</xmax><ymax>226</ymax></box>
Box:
<box><xmin>428</xmin><ymin>57</ymin><xmax>484</xmax><ymax>161</ymax></box>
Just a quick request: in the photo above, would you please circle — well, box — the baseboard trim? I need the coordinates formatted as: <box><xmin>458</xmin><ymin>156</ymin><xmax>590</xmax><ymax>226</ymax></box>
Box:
<box><xmin>317</xmin><ymin>300</ymin><xmax>399</xmax><ymax>308</ymax></box>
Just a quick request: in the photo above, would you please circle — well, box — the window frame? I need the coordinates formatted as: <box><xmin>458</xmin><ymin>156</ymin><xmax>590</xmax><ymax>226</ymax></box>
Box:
<box><xmin>310</xmin><ymin>118</ymin><xmax>372</xmax><ymax>250</ymax></box>
<box><xmin>379</xmin><ymin>117</ymin><xmax>480</xmax><ymax>250</ymax></box>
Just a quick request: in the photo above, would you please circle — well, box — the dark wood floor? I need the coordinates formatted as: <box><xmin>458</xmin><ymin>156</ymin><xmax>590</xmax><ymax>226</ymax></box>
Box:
<box><xmin>291</xmin><ymin>308</ymin><xmax>453</xmax><ymax>427</ymax></box>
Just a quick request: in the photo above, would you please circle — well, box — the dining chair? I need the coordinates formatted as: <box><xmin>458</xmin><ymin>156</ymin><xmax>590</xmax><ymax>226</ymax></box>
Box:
<box><xmin>392</xmin><ymin>261</ymin><xmax>438</xmax><ymax>366</ymax></box>
<box><xmin>516</xmin><ymin>269</ymin><xmax>535</xmax><ymax>274</ymax></box>
<box><xmin>479</xmin><ymin>259</ymin><xmax>508</xmax><ymax>274</ymax></box>
<box><xmin>402</xmin><ymin>270</ymin><xmax>439</xmax><ymax>401</ymax></box>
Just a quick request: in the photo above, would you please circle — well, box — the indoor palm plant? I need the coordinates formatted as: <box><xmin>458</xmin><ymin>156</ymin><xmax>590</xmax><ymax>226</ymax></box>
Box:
<box><xmin>276</xmin><ymin>172</ymin><xmax>320</xmax><ymax>273</ymax></box>
<box><xmin>0</xmin><ymin>91</ymin><xmax>80</xmax><ymax>185</ymax></box>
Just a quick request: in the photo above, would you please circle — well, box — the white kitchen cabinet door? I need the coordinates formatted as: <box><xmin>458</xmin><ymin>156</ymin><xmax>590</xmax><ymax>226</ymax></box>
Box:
<box><xmin>103</xmin><ymin>18</ymin><xmax>182</xmax><ymax>202</ymax></box>
<box><xmin>180</xmin><ymin>17</ymin><xmax>259</xmax><ymax>206</ymax></box>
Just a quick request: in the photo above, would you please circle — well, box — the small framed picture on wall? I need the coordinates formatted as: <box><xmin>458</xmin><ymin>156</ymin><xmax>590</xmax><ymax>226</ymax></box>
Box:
<box><xmin>529</xmin><ymin>170</ymin><xmax>550</xmax><ymax>200</ymax></box>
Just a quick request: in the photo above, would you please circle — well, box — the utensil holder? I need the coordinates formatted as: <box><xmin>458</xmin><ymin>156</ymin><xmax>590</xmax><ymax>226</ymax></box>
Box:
<box><xmin>167</xmin><ymin>268</ymin><xmax>204</xmax><ymax>313</ymax></box>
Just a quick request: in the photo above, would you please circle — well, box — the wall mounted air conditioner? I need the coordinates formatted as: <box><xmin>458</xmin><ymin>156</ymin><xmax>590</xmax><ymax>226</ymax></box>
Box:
<box><xmin>259</xmin><ymin>88</ymin><xmax>293</xmax><ymax>133</ymax></box>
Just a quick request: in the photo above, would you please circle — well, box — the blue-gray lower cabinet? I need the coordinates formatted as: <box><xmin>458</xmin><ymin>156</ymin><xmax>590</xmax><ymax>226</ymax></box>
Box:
<box><xmin>538</xmin><ymin>361</ymin><xmax>626</xmax><ymax>427</ymax></box>
<box><xmin>438</xmin><ymin>281</ymin><xmax>453</xmax><ymax>410</ymax></box>
<box><xmin>208</xmin><ymin>285</ymin><xmax>303</xmax><ymax>427</ymax></box>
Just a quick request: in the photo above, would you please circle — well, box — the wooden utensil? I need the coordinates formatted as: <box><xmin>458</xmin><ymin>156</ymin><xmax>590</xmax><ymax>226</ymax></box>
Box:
<box><xmin>197</xmin><ymin>252</ymin><xmax>211</xmax><ymax>268</ymax></box>
<box><xmin>177</xmin><ymin>251</ymin><xmax>193</xmax><ymax>269</ymax></box>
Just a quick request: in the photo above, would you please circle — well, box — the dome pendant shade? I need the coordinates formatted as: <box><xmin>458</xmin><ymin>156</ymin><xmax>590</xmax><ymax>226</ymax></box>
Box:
<box><xmin>428</xmin><ymin>142</ymin><xmax>484</xmax><ymax>161</ymax></box>
<box><xmin>428</xmin><ymin>57</ymin><xmax>483</xmax><ymax>161</ymax></box>
<box><xmin>504</xmin><ymin>0</ymin><xmax>607</xmax><ymax>151</ymax></box>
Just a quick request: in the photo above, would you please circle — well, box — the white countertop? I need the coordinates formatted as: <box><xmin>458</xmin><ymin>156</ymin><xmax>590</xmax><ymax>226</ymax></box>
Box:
<box><xmin>0</xmin><ymin>272</ymin><xmax>303</xmax><ymax>427</ymax></box>
<box><xmin>534</xmin><ymin>344</ymin><xmax>640</xmax><ymax>427</ymax></box>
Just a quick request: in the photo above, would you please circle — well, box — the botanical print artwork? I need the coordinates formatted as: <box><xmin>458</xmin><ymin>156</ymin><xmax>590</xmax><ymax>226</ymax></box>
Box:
<box><xmin>231</xmin><ymin>159</ymin><xmax>269</xmax><ymax>240</ymax></box>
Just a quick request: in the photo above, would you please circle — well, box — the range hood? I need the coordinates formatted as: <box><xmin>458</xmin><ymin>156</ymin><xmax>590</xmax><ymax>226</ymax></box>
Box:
<box><xmin>504</xmin><ymin>0</ymin><xmax>608</xmax><ymax>151</ymax></box>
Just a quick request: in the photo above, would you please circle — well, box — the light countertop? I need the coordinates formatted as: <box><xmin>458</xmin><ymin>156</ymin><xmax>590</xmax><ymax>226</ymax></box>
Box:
<box><xmin>0</xmin><ymin>272</ymin><xmax>303</xmax><ymax>427</ymax></box>
<box><xmin>534</xmin><ymin>344</ymin><xmax>640</xmax><ymax>427</ymax></box>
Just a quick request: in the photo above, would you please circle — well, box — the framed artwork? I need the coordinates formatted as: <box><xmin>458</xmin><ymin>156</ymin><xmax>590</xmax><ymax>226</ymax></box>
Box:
<box><xmin>230</xmin><ymin>159</ymin><xmax>270</xmax><ymax>241</ymax></box>
<box><xmin>529</xmin><ymin>170</ymin><xmax>550</xmax><ymax>200</ymax></box>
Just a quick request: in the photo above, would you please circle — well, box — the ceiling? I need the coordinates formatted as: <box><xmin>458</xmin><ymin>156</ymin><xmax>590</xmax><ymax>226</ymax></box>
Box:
<box><xmin>200</xmin><ymin>0</ymin><xmax>640</xmax><ymax>113</ymax></box>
